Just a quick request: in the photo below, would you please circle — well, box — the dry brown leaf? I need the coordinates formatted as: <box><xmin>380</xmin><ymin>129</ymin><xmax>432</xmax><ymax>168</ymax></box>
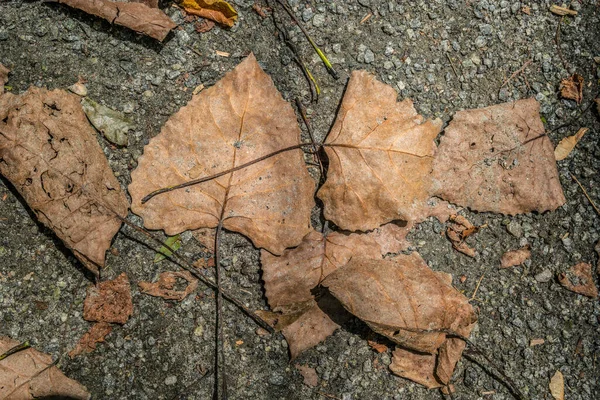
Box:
<box><xmin>0</xmin><ymin>88</ymin><xmax>129</xmax><ymax>275</ymax></box>
<box><xmin>560</xmin><ymin>74</ymin><xmax>584</xmax><ymax>104</ymax></box>
<box><xmin>131</xmin><ymin>0</ymin><xmax>158</xmax><ymax>8</ymax></box>
<box><xmin>554</xmin><ymin>127</ymin><xmax>588</xmax><ymax>160</ymax></box>
<box><xmin>446</xmin><ymin>215</ymin><xmax>479</xmax><ymax>257</ymax></box>
<box><xmin>139</xmin><ymin>270</ymin><xmax>199</xmax><ymax>301</ymax></box>
<box><xmin>317</xmin><ymin>70</ymin><xmax>442</xmax><ymax>231</ymax></box>
<box><xmin>549</xmin><ymin>370</ymin><xmax>565</xmax><ymax>400</ymax></box>
<box><xmin>195</xmin><ymin>18</ymin><xmax>216</xmax><ymax>33</ymax></box>
<box><xmin>129</xmin><ymin>54</ymin><xmax>314</xmax><ymax>256</ymax></box>
<box><xmin>367</xmin><ymin>340</ymin><xmax>389</xmax><ymax>353</ymax></box>
<box><xmin>295</xmin><ymin>364</ymin><xmax>318</xmax><ymax>388</ymax></box>
<box><xmin>530</xmin><ymin>338</ymin><xmax>545</xmax><ymax>346</ymax></box>
<box><xmin>432</xmin><ymin>99</ymin><xmax>565</xmax><ymax>215</ymax></box>
<box><xmin>390</xmin><ymin>347</ymin><xmax>441</xmax><ymax>389</ymax></box>
<box><xmin>550</xmin><ymin>5</ymin><xmax>577</xmax><ymax>16</ymax></box>
<box><xmin>0</xmin><ymin>336</ymin><xmax>91</xmax><ymax>399</ymax></box>
<box><xmin>261</xmin><ymin>229</ymin><xmax>383</xmax><ymax>358</ymax></box>
<box><xmin>52</xmin><ymin>0</ymin><xmax>176</xmax><ymax>41</ymax></box>
<box><xmin>68</xmin><ymin>322</ymin><xmax>113</xmax><ymax>358</ymax></box>
<box><xmin>558</xmin><ymin>262</ymin><xmax>598</xmax><ymax>298</ymax></box>
<box><xmin>192</xmin><ymin>227</ymin><xmax>216</xmax><ymax>252</ymax></box>
<box><xmin>367</xmin><ymin>221</ymin><xmax>413</xmax><ymax>254</ymax></box>
<box><xmin>83</xmin><ymin>273</ymin><xmax>133</xmax><ymax>324</ymax></box>
<box><xmin>0</xmin><ymin>63</ymin><xmax>9</xmax><ymax>94</ymax></box>
<box><xmin>500</xmin><ymin>246</ymin><xmax>531</xmax><ymax>268</ymax></box>
<box><xmin>322</xmin><ymin>253</ymin><xmax>476</xmax><ymax>354</ymax></box>
<box><xmin>181</xmin><ymin>0</ymin><xmax>238</xmax><ymax>27</ymax></box>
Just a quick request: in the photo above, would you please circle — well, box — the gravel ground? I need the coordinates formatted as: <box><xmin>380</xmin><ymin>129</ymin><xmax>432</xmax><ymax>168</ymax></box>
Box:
<box><xmin>1</xmin><ymin>1</ymin><xmax>599</xmax><ymax>399</ymax></box>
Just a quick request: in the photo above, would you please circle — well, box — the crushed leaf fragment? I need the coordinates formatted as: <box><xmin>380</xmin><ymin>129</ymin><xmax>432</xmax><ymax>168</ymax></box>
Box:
<box><xmin>81</xmin><ymin>97</ymin><xmax>134</xmax><ymax>146</ymax></box>
<box><xmin>446</xmin><ymin>215</ymin><xmax>479</xmax><ymax>257</ymax></box>
<box><xmin>367</xmin><ymin>340</ymin><xmax>388</xmax><ymax>353</ymax></box>
<box><xmin>69</xmin><ymin>322</ymin><xmax>113</xmax><ymax>358</ymax></box>
<box><xmin>295</xmin><ymin>364</ymin><xmax>318</xmax><ymax>387</ymax></box>
<box><xmin>550</xmin><ymin>5</ymin><xmax>577</xmax><ymax>16</ymax></box>
<box><xmin>83</xmin><ymin>273</ymin><xmax>133</xmax><ymax>324</ymax></box>
<box><xmin>549</xmin><ymin>370</ymin><xmax>565</xmax><ymax>400</ymax></box>
<box><xmin>181</xmin><ymin>0</ymin><xmax>238</xmax><ymax>27</ymax></box>
<box><xmin>500</xmin><ymin>246</ymin><xmax>531</xmax><ymax>268</ymax></box>
<box><xmin>560</xmin><ymin>74</ymin><xmax>584</xmax><ymax>104</ymax></box>
<box><xmin>558</xmin><ymin>262</ymin><xmax>598</xmax><ymax>298</ymax></box>
<box><xmin>0</xmin><ymin>63</ymin><xmax>9</xmax><ymax>94</ymax></box>
<box><xmin>530</xmin><ymin>338</ymin><xmax>545</xmax><ymax>347</ymax></box>
<box><xmin>139</xmin><ymin>270</ymin><xmax>199</xmax><ymax>301</ymax></box>
<box><xmin>555</xmin><ymin>127</ymin><xmax>588</xmax><ymax>160</ymax></box>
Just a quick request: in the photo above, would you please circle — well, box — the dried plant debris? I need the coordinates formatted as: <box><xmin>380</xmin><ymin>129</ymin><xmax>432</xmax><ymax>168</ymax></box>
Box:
<box><xmin>83</xmin><ymin>273</ymin><xmax>133</xmax><ymax>324</ymax></box>
<box><xmin>550</xmin><ymin>5</ymin><xmax>577</xmax><ymax>16</ymax></box>
<box><xmin>500</xmin><ymin>246</ymin><xmax>531</xmax><ymax>268</ymax></box>
<box><xmin>554</xmin><ymin>127</ymin><xmax>588</xmax><ymax>161</ymax></box>
<box><xmin>432</xmin><ymin>98</ymin><xmax>565</xmax><ymax>215</ymax></box>
<box><xmin>68</xmin><ymin>322</ymin><xmax>113</xmax><ymax>358</ymax></box>
<box><xmin>0</xmin><ymin>88</ymin><xmax>129</xmax><ymax>274</ymax></box>
<box><xmin>0</xmin><ymin>63</ymin><xmax>9</xmax><ymax>94</ymax></box>
<box><xmin>138</xmin><ymin>271</ymin><xmax>199</xmax><ymax>301</ymax></box>
<box><xmin>549</xmin><ymin>370</ymin><xmax>565</xmax><ymax>400</ymax></box>
<box><xmin>51</xmin><ymin>0</ymin><xmax>176</xmax><ymax>41</ymax></box>
<box><xmin>81</xmin><ymin>97</ymin><xmax>134</xmax><ymax>146</ymax></box>
<box><xmin>295</xmin><ymin>364</ymin><xmax>318</xmax><ymax>388</ymax></box>
<box><xmin>129</xmin><ymin>54</ymin><xmax>315</xmax><ymax>255</ymax></box>
<box><xmin>322</xmin><ymin>253</ymin><xmax>476</xmax><ymax>387</ymax></box>
<box><xmin>181</xmin><ymin>0</ymin><xmax>238</xmax><ymax>27</ymax></box>
<box><xmin>558</xmin><ymin>263</ymin><xmax>598</xmax><ymax>298</ymax></box>
<box><xmin>153</xmin><ymin>234</ymin><xmax>182</xmax><ymax>263</ymax></box>
<box><xmin>192</xmin><ymin>227</ymin><xmax>216</xmax><ymax>252</ymax></box>
<box><xmin>446</xmin><ymin>214</ymin><xmax>479</xmax><ymax>257</ymax></box>
<box><xmin>560</xmin><ymin>74</ymin><xmax>584</xmax><ymax>104</ymax></box>
<box><xmin>0</xmin><ymin>336</ymin><xmax>91</xmax><ymax>399</ymax></box>
<box><xmin>318</xmin><ymin>71</ymin><xmax>442</xmax><ymax>231</ymax></box>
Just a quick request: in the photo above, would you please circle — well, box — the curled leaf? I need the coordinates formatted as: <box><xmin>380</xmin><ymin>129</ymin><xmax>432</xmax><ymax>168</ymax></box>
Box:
<box><xmin>560</xmin><ymin>74</ymin><xmax>584</xmax><ymax>104</ymax></box>
<box><xmin>129</xmin><ymin>54</ymin><xmax>315</xmax><ymax>255</ymax></box>
<box><xmin>317</xmin><ymin>70</ymin><xmax>442</xmax><ymax>231</ymax></box>
<box><xmin>0</xmin><ymin>336</ymin><xmax>91</xmax><ymax>399</ymax></box>
<box><xmin>446</xmin><ymin>215</ymin><xmax>479</xmax><ymax>258</ymax></box>
<box><xmin>558</xmin><ymin>262</ymin><xmax>598</xmax><ymax>298</ymax></box>
<box><xmin>52</xmin><ymin>0</ymin><xmax>176</xmax><ymax>41</ymax></box>
<box><xmin>68</xmin><ymin>322</ymin><xmax>113</xmax><ymax>358</ymax></box>
<box><xmin>83</xmin><ymin>273</ymin><xmax>133</xmax><ymax>324</ymax></box>
<box><xmin>432</xmin><ymin>99</ymin><xmax>565</xmax><ymax>215</ymax></box>
<box><xmin>500</xmin><ymin>246</ymin><xmax>531</xmax><ymax>268</ymax></box>
<box><xmin>390</xmin><ymin>347</ymin><xmax>441</xmax><ymax>389</ymax></box>
<box><xmin>0</xmin><ymin>88</ymin><xmax>129</xmax><ymax>275</ymax></box>
<box><xmin>139</xmin><ymin>270</ymin><xmax>199</xmax><ymax>301</ymax></box>
<box><xmin>81</xmin><ymin>97</ymin><xmax>134</xmax><ymax>146</ymax></box>
<box><xmin>181</xmin><ymin>0</ymin><xmax>238</xmax><ymax>27</ymax></box>
<box><xmin>554</xmin><ymin>127</ymin><xmax>588</xmax><ymax>161</ymax></box>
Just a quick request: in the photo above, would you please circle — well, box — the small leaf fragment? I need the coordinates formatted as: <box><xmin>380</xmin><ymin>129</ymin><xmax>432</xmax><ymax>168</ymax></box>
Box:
<box><xmin>555</xmin><ymin>127</ymin><xmax>588</xmax><ymax>160</ymax></box>
<box><xmin>81</xmin><ymin>97</ymin><xmax>133</xmax><ymax>146</ymax></box>
<box><xmin>138</xmin><ymin>270</ymin><xmax>199</xmax><ymax>301</ymax></box>
<box><xmin>550</xmin><ymin>5</ymin><xmax>577</xmax><ymax>16</ymax></box>
<box><xmin>154</xmin><ymin>234</ymin><xmax>182</xmax><ymax>263</ymax></box>
<box><xmin>0</xmin><ymin>63</ymin><xmax>9</xmax><ymax>94</ymax></box>
<box><xmin>181</xmin><ymin>0</ymin><xmax>238</xmax><ymax>27</ymax></box>
<box><xmin>558</xmin><ymin>262</ymin><xmax>598</xmax><ymax>298</ymax></box>
<box><xmin>446</xmin><ymin>215</ymin><xmax>479</xmax><ymax>258</ymax></box>
<box><xmin>1</xmin><ymin>337</ymin><xmax>91</xmax><ymax>399</ymax></box>
<box><xmin>68</xmin><ymin>322</ymin><xmax>113</xmax><ymax>358</ymax></box>
<box><xmin>560</xmin><ymin>74</ymin><xmax>584</xmax><ymax>104</ymax></box>
<box><xmin>83</xmin><ymin>273</ymin><xmax>133</xmax><ymax>324</ymax></box>
<box><xmin>549</xmin><ymin>370</ymin><xmax>565</xmax><ymax>400</ymax></box>
<box><xmin>500</xmin><ymin>246</ymin><xmax>531</xmax><ymax>268</ymax></box>
<box><xmin>295</xmin><ymin>364</ymin><xmax>318</xmax><ymax>388</ymax></box>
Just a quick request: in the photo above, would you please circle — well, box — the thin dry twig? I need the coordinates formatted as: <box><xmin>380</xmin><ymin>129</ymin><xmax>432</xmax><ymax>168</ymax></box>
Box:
<box><xmin>500</xmin><ymin>59</ymin><xmax>532</xmax><ymax>89</ymax></box>
<box><xmin>570</xmin><ymin>173</ymin><xmax>600</xmax><ymax>216</ymax></box>
<box><xmin>446</xmin><ymin>53</ymin><xmax>459</xmax><ymax>78</ymax></box>
<box><xmin>469</xmin><ymin>273</ymin><xmax>485</xmax><ymax>302</ymax></box>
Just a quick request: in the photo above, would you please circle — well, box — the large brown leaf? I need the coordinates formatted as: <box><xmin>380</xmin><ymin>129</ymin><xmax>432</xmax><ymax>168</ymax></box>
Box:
<box><xmin>129</xmin><ymin>54</ymin><xmax>315</xmax><ymax>255</ymax></box>
<box><xmin>317</xmin><ymin>71</ymin><xmax>442</xmax><ymax>231</ymax></box>
<box><xmin>432</xmin><ymin>99</ymin><xmax>565</xmax><ymax>214</ymax></box>
<box><xmin>322</xmin><ymin>253</ymin><xmax>476</xmax><ymax>353</ymax></box>
<box><xmin>51</xmin><ymin>0</ymin><xmax>176</xmax><ymax>41</ymax></box>
<box><xmin>0</xmin><ymin>336</ymin><xmax>91</xmax><ymax>400</ymax></box>
<box><xmin>0</xmin><ymin>88</ymin><xmax>129</xmax><ymax>274</ymax></box>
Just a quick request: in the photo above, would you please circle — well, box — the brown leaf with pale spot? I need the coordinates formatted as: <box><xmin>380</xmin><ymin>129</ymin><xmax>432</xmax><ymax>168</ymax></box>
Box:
<box><xmin>68</xmin><ymin>322</ymin><xmax>113</xmax><ymax>358</ymax></box>
<box><xmin>322</xmin><ymin>253</ymin><xmax>476</xmax><ymax>387</ymax></box>
<box><xmin>0</xmin><ymin>88</ymin><xmax>129</xmax><ymax>275</ymax></box>
<box><xmin>0</xmin><ymin>336</ymin><xmax>91</xmax><ymax>399</ymax></box>
<box><xmin>558</xmin><ymin>263</ymin><xmax>598</xmax><ymax>298</ymax></box>
<box><xmin>139</xmin><ymin>270</ymin><xmax>198</xmax><ymax>301</ymax></box>
<box><xmin>317</xmin><ymin>70</ymin><xmax>442</xmax><ymax>231</ymax></box>
<box><xmin>500</xmin><ymin>246</ymin><xmax>531</xmax><ymax>268</ymax></box>
<box><xmin>83</xmin><ymin>273</ymin><xmax>133</xmax><ymax>324</ymax></box>
<box><xmin>129</xmin><ymin>54</ymin><xmax>315</xmax><ymax>255</ymax></box>
<box><xmin>560</xmin><ymin>74</ymin><xmax>584</xmax><ymax>104</ymax></box>
<box><xmin>432</xmin><ymin>99</ymin><xmax>565</xmax><ymax>215</ymax></box>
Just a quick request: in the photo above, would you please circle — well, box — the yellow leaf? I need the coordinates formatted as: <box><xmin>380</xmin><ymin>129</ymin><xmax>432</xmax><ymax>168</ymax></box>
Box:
<box><xmin>554</xmin><ymin>127</ymin><xmax>588</xmax><ymax>161</ymax></box>
<box><xmin>181</xmin><ymin>0</ymin><xmax>238</xmax><ymax>27</ymax></box>
<box><xmin>549</xmin><ymin>370</ymin><xmax>565</xmax><ymax>400</ymax></box>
